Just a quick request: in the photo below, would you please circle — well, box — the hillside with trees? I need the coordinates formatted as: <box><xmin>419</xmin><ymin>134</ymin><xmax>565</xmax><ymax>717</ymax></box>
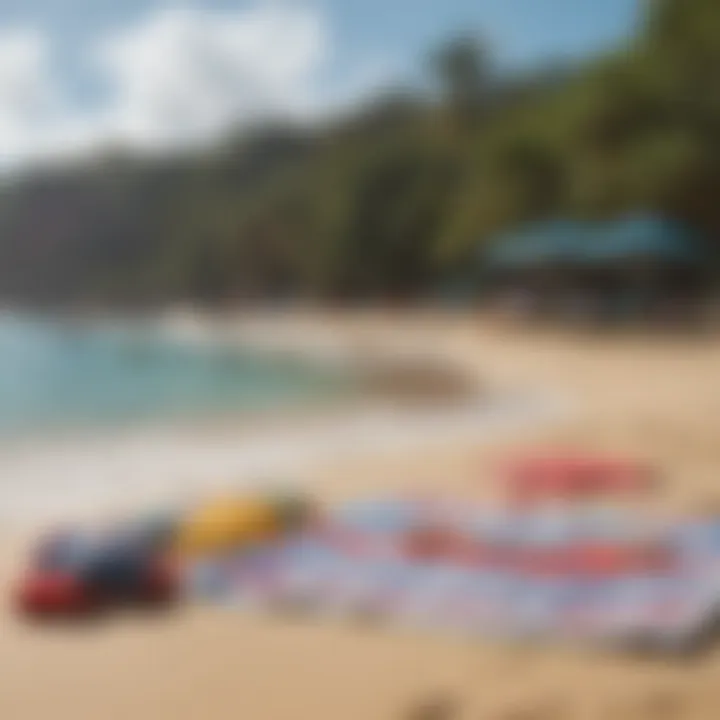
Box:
<box><xmin>0</xmin><ymin>0</ymin><xmax>718</xmax><ymax>307</ymax></box>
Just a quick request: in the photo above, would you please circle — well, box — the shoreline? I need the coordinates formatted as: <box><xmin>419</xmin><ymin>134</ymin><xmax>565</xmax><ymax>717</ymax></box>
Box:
<box><xmin>0</xmin><ymin>312</ymin><xmax>567</xmax><ymax>529</ymax></box>
<box><xmin>0</xmin><ymin>386</ymin><xmax>566</xmax><ymax>529</ymax></box>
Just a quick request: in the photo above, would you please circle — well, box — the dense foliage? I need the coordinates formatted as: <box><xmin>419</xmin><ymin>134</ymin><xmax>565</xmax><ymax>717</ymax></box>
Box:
<box><xmin>0</xmin><ymin>0</ymin><xmax>718</xmax><ymax>307</ymax></box>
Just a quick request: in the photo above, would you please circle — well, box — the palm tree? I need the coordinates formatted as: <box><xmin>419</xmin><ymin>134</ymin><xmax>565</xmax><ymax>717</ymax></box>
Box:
<box><xmin>432</xmin><ymin>36</ymin><xmax>489</xmax><ymax>125</ymax></box>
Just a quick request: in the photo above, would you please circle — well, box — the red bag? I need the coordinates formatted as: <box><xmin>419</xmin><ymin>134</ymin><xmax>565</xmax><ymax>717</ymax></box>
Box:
<box><xmin>15</xmin><ymin>571</ymin><xmax>98</xmax><ymax>616</ymax></box>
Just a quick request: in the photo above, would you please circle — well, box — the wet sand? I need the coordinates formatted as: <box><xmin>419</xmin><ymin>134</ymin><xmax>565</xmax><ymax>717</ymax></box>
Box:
<box><xmin>3</xmin><ymin>311</ymin><xmax>720</xmax><ymax>720</ymax></box>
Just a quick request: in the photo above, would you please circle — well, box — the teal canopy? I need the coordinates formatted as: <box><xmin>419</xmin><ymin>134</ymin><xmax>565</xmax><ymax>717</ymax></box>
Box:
<box><xmin>485</xmin><ymin>220</ymin><xmax>594</xmax><ymax>268</ymax></box>
<box><xmin>486</xmin><ymin>215</ymin><xmax>704</xmax><ymax>269</ymax></box>
<box><xmin>582</xmin><ymin>214</ymin><xmax>702</xmax><ymax>264</ymax></box>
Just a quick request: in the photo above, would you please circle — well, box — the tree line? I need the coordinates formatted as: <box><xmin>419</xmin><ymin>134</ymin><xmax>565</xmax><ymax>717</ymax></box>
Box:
<box><xmin>0</xmin><ymin>0</ymin><xmax>718</xmax><ymax>307</ymax></box>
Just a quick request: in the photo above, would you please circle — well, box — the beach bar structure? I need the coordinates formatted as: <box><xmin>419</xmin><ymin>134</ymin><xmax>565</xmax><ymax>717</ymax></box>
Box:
<box><xmin>484</xmin><ymin>214</ymin><xmax>708</xmax><ymax>326</ymax></box>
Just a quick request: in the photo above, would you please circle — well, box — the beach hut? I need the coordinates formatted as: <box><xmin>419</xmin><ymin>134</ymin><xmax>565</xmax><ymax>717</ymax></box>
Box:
<box><xmin>577</xmin><ymin>214</ymin><xmax>706</xmax><ymax>325</ymax></box>
<box><xmin>484</xmin><ymin>214</ymin><xmax>708</xmax><ymax>326</ymax></box>
<box><xmin>484</xmin><ymin>220</ymin><xmax>594</xmax><ymax>320</ymax></box>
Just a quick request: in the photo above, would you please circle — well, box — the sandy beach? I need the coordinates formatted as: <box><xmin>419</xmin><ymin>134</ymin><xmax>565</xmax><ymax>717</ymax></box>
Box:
<box><xmin>4</xmin><ymin>311</ymin><xmax>720</xmax><ymax>720</ymax></box>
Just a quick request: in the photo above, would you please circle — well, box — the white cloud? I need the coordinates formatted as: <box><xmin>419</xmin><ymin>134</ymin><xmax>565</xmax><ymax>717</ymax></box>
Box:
<box><xmin>0</xmin><ymin>3</ymin><xmax>390</xmax><ymax>168</ymax></box>
<box><xmin>0</xmin><ymin>30</ymin><xmax>65</xmax><ymax>164</ymax></box>
<box><xmin>94</xmin><ymin>4</ymin><xmax>329</xmax><ymax>150</ymax></box>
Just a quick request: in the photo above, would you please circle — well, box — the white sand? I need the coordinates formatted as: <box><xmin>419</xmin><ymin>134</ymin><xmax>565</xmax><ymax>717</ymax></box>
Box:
<box><xmin>5</xmin><ymin>312</ymin><xmax>720</xmax><ymax>720</ymax></box>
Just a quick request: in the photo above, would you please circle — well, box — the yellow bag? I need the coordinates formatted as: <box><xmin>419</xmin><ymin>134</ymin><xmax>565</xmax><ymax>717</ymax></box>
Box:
<box><xmin>175</xmin><ymin>495</ymin><xmax>281</xmax><ymax>556</ymax></box>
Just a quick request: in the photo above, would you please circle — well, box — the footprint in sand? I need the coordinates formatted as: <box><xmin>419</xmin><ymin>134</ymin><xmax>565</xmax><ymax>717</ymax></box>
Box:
<box><xmin>404</xmin><ymin>694</ymin><xmax>458</xmax><ymax>720</ymax></box>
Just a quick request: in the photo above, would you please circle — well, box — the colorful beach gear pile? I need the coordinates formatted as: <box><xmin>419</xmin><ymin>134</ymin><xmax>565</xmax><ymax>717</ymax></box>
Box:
<box><xmin>14</xmin><ymin>491</ymin><xmax>313</xmax><ymax>618</ymax></box>
<box><xmin>14</xmin><ymin>456</ymin><xmax>720</xmax><ymax>653</ymax></box>
<box><xmin>16</xmin><ymin>518</ymin><xmax>179</xmax><ymax>616</ymax></box>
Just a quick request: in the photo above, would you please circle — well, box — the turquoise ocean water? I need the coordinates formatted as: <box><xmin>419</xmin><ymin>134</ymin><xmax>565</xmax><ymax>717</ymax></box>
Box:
<box><xmin>0</xmin><ymin>315</ymin><xmax>350</xmax><ymax>438</ymax></box>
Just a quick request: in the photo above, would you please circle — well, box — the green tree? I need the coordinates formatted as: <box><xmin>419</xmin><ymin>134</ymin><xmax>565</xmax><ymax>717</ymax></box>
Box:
<box><xmin>432</xmin><ymin>36</ymin><xmax>489</xmax><ymax>128</ymax></box>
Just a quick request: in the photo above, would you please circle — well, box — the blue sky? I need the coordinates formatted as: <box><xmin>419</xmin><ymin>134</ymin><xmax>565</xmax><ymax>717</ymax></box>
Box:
<box><xmin>329</xmin><ymin>0</ymin><xmax>640</xmax><ymax>72</ymax></box>
<box><xmin>0</xmin><ymin>0</ymin><xmax>642</xmax><ymax>165</ymax></box>
<box><xmin>0</xmin><ymin>0</ymin><xmax>642</xmax><ymax>74</ymax></box>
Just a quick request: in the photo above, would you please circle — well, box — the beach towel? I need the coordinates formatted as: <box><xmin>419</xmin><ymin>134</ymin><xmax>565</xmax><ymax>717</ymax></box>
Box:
<box><xmin>187</xmin><ymin>497</ymin><xmax>720</xmax><ymax>650</ymax></box>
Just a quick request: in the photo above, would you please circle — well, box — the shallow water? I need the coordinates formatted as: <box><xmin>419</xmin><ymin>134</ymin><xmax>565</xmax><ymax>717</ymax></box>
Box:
<box><xmin>0</xmin><ymin>314</ymin><xmax>568</xmax><ymax>526</ymax></box>
<box><xmin>0</xmin><ymin>314</ymin><xmax>352</xmax><ymax>439</ymax></box>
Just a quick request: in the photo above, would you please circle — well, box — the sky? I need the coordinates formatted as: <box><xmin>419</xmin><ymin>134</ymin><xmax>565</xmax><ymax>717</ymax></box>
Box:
<box><xmin>0</xmin><ymin>0</ymin><xmax>642</xmax><ymax>167</ymax></box>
